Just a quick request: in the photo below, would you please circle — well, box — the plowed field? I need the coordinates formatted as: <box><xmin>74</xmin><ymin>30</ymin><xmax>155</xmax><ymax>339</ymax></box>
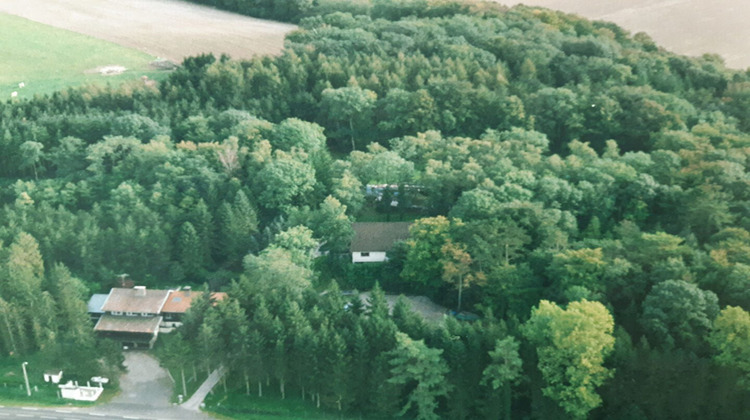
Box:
<box><xmin>0</xmin><ymin>0</ymin><xmax>296</xmax><ymax>62</ymax></box>
<box><xmin>506</xmin><ymin>0</ymin><xmax>749</xmax><ymax>69</ymax></box>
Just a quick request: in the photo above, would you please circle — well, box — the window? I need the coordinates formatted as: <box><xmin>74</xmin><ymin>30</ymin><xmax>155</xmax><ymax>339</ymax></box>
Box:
<box><xmin>126</xmin><ymin>311</ymin><xmax>136</xmax><ymax>316</ymax></box>
<box><xmin>111</xmin><ymin>311</ymin><xmax>123</xmax><ymax>315</ymax></box>
<box><xmin>141</xmin><ymin>312</ymin><xmax>150</xmax><ymax>317</ymax></box>
<box><xmin>360</xmin><ymin>252</ymin><xmax>370</xmax><ymax>257</ymax></box>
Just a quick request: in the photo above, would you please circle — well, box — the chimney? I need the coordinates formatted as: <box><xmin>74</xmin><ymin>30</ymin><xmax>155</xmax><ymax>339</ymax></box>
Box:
<box><xmin>134</xmin><ymin>286</ymin><xmax>146</xmax><ymax>296</ymax></box>
<box><xmin>184</xmin><ymin>286</ymin><xmax>191</xmax><ymax>296</ymax></box>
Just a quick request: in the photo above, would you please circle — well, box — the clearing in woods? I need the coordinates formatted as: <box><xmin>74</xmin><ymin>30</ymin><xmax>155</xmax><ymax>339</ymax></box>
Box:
<box><xmin>0</xmin><ymin>0</ymin><xmax>296</xmax><ymax>98</ymax></box>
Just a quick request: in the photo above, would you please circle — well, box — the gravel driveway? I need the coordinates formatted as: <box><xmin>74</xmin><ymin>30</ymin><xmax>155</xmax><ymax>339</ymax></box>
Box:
<box><xmin>89</xmin><ymin>351</ymin><xmax>213</xmax><ymax>420</ymax></box>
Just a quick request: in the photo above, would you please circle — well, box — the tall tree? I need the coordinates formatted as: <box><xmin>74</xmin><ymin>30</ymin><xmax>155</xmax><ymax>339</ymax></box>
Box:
<box><xmin>388</xmin><ymin>332</ymin><xmax>451</xmax><ymax>420</ymax></box>
<box><xmin>402</xmin><ymin>216</ymin><xmax>460</xmax><ymax>291</ymax></box>
<box><xmin>177</xmin><ymin>222</ymin><xmax>203</xmax><ymax>279</ymax></box>
<box><xmin>440</xmin><ymin>239</ymin><xmax>484</xmax><ymax>311</ymax></box>
<box><xmin>641</xmin><ymin>280</ymin><xmax>719</xmax><ymax>353</ymax></box>
<box><xmin>708</xmin><ymin>306</ymin><xmax>750</xmax><ymax>389</ymax></box>
<box><xmin>523</xmin><ymin>300</ymin><xmax>615</xmax><ymax>419</ymax></box>
<box><xmin>320</xmin><ymin>86</ymin><xmax>377</xmax><ymax>151</ymax></box>
<box><xmin>19</xmin><ymin>141</ymin><xmax>44</xmax><ymax>180</ymax></box>
<box><xmin>482</xmin><ymin>336</ymin><xmax>523</xmax><ymax>420</ymax></box>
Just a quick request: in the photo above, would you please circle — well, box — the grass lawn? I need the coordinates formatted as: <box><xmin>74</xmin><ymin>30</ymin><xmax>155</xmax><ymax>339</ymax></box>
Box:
<box><xmin>205</xmin><ymin>388</ymin><xmax>362</xmax><ymax>420</ymax></box>
<box><xmin>354</xmin><ymin>205</ymin><xmax>422</xmax><ymax>223</ymax></box>
<box><xmin>0</xmin><ymin>13</ymin><xmax>171</xmax><ymax>100</ymax></box>
<box><xmin>165</xmin><ymin>366</ymin><xmax>209</xmax><ymax>403</ymax></box>
<box><xmin>0</xmin><ymin>355</ymin><xmax>111</xmax><ymax>407</ymax></box>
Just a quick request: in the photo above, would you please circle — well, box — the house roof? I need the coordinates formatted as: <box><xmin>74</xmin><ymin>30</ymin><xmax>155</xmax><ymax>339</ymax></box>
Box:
<box><xmin>350</xmin><ymin>222</ymin><xmax>411</xmax><ymax>253</ymax></box>
<box><xmin>100</xmin><ymin>288</ymin><xmax>170</xmax><ymax>314</ymax></box>
<box><xmin>87</xmin><ymin>294</ymin><xmax>109</xmax><ymax>314</ymax></box>
<box><xmin>94</xmin><ymin>314</ymin><xmax>162</xmax><ymax>334</ymax></box>
<box><xmin>162</xmin><ymin>290</ymin><xmax>228</xmax><ymax>314</ymax></box>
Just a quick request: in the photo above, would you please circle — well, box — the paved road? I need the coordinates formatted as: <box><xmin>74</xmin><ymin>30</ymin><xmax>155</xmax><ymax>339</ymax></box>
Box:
<box><xmin>0</xmin><ymin>405</ymin><xmax>206</xmax><ymax>419</ymax></box>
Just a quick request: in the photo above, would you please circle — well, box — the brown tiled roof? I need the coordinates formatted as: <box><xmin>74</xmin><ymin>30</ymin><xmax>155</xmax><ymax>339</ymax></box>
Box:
<box><xmin>94</xmin><ymin>314</ymin><xmax>162</xmax><ymax>334</ymax></box>
<box><xmin>100</xmin><ymin>288</ymin><xmax>170</xmax><ymax>314</ymax></box>
<box><xmin>162</xmin><ymin>291</ymin><xmax>228</xmax><ymax>314</ymax></box>
<box><xmin>350</xmin><ymin>222</ymin><xmax>411</xmax><ymax>252</ymax></box>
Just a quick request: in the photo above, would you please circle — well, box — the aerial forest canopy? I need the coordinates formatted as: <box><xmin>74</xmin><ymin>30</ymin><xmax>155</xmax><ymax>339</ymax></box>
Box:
<box><xmin>1</xmin><ymin>0</ymin><xmax>750</xmax><ymax>418</ymax></box>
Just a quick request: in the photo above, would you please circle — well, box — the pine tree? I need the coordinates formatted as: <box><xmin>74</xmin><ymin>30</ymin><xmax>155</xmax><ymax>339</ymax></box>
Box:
<box><xmin>388</xmin><ymin>332</ymin><xmax>452</xmax><ymax>420</ymax></box>
<box><xmin>178</xmin><ymin>222</ymin><xmax>203</xmax><ymax>279</ymax></box>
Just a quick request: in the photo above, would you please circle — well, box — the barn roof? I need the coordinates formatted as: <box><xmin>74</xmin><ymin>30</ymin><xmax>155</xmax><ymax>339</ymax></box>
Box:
<box><xmin>162</xmin><ymin>290</ymin><xmax>228</xmax><ymax>314</ymax></box>
<box><xmin>94</xmin><ymin>314</ymin><xmax>162</xmax><ymax>334</ymax></box>
<box><xmin>100</xmin><ymin>287</ymin><xmax>170</xmax><ymax>314</ymax></box>
<box><xmin>350</xmin><ymin>222</ymin><xmax>411</xmax><ymax>252</ymax></box>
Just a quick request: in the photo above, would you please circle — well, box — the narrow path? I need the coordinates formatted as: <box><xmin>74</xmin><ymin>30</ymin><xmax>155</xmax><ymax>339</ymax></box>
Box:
<box><xmin>182</xmin><ymin>366</ymin><xmax>225</xmax><ymax>411</ymax></box>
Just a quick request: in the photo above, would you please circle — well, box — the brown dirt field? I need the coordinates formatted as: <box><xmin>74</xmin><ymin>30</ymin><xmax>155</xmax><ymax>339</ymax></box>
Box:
<box><xmin>504</xmin><ymin>0</ymin><xmax>750</xmax><ymax>69</ymax></box>
<box><xmin>0</xmin><ymin>0</ymin><xmax>297</xmax><ymax>62</ymax></box>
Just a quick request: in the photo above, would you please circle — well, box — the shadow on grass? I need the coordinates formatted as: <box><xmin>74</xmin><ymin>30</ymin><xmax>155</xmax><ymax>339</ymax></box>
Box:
<box><xmin>204</xmin><ymin>387</ymin><xmax>363</xmax><ymax>420</ymax></box>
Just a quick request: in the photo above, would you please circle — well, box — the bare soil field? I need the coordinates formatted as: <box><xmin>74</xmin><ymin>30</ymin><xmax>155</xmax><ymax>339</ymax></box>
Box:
<box><xmin>0</xmin><ymin>0</ymin><xmax>297</xmax><ymax>63</ymax></box>
<box><xmin>506</xmin><ymin>0</ymin><xmax>750</xmax><ymax>69</ymax></box>
<box><xmin>359</xmin><ymin>292</ymin><xmax>449</xmax><ymax>323</ymax></box>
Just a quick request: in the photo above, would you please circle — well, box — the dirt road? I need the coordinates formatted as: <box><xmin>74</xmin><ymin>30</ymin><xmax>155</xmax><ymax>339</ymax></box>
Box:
<box><xmin>505</xmin><ymin>0</ymin><xmax>750</xmax><ymax>69</ymax></box>
<box><xmin>0</xmin><ymin>0</ymin><xmax>296</xmax><ymax>62</ymax></box>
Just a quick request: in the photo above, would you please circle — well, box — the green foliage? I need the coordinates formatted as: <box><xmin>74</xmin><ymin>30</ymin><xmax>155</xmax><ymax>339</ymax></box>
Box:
<box><xmin>388</xmin><ymin>332</ymin><xmax>451</xmax><ymax>420</ymax></box>
<box><xmin>2</xmin><ymin>0</ymin><xmax>750</xmax><ymax>416</ymax></box>
<box><xmin>523</xmin><ymin>300</ymin><xmax>615</xmax><ymax>419</ymax></box>
<box><xmin>402</xmin><ymin>216</ymin><xmax>459</xmax><ymax>292</ymax></box>
<box><xmin>641</xmin><ymin>280</ymin><xmax>719</xmax><ymax>353</ymax></box>
<box><xmin>240</xmin><ymin>247</ymin><xmax>314</xmax><ymax>305</ymax></box>
<box><xmin>709</xmin><ymin>306</ymin><xmax>750</xmax><ymax>389</ymax></box>
<box><xmin>481</xmin><ymin>336</ymin><xmax>522</xmax><ymax>420</ymax></box>
<box><xmin>320</xmin><ymin>86</ymin><xmax>377</xmax><ymax>152</ymax></box>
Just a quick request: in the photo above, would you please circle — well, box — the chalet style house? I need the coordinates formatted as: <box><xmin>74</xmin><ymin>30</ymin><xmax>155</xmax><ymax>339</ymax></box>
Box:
<box><xmin>350</xmin><ymin>222</ymin><xmax>411</xmax><ymax>263</ymax></box>
<box><xmin>88</xmin><ymin>286</ymin><xmax>226</xmax><ymax>349</ymax></box>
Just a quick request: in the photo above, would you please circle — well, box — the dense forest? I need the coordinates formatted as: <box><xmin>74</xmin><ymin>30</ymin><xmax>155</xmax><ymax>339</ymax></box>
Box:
<box><xmin>1</xmin><ymin>0</ymin><xmax>750</xmax><ymax>418</ymax></box>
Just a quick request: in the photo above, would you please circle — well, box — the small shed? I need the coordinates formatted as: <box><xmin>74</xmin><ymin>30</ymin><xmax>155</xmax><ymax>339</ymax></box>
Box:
<box><xmin>44</xmin><ymin>370</ymin><xmax>63</xmax><ymax>384</ymax></box>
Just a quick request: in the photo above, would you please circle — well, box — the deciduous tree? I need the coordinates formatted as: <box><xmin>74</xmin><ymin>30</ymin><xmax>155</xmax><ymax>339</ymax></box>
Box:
<box><xmin>523</xmin><ymin>300</ymin><xmax>615</xmax><ymax>419</ymax></box>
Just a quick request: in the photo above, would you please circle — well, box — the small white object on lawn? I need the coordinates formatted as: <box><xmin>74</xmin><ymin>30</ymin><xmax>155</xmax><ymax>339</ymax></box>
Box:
<box><xmin>11</xmin><ymin>92</ymin><xmax>18</xmax><ymax>98</ymax></box>
<box><xmin>18</xmin><ymin>82</ymin><xmax>25</xmax><ymax>88</ymax></box>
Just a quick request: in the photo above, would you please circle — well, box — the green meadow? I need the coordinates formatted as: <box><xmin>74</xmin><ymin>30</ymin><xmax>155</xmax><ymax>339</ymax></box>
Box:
<box><xmin>0</xmin><ymin>13</ymin><xmax>170</xmax><ymax>100</ymax></box>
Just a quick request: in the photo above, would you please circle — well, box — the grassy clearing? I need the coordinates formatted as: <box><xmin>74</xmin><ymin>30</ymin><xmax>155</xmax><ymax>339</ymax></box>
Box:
<box><xmin>205</xmin><ymin>388</ymin><xmax>360</xmax><ymax>420</ymax></box>
<box><xmin>0</xmin><ymin>13</ymin><xmax>170</xmax><ymax>100</ymax></box>
<box><xmin>0</xmin><ymin>355</ymin><xmax>111</xmax><ymax>407</ymax></box>
<box><xmin>165</xmin><ymin>366</ymin><xmax>209</xmax><ymax>403</ymax></box>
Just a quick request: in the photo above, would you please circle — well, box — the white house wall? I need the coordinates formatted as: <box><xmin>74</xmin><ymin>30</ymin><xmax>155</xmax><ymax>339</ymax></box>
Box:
<box><xmin>352</xmin><ymin>251</ymin><xmax>388</xmax><ymax>263</ymax></box>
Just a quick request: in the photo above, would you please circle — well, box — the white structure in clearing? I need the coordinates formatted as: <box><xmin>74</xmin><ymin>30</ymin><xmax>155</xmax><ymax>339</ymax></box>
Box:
<box><xmin>43</xmin><ymin>370</ymin><xmax>63</xmax><ymax>384</ymax></box>
<box><xmin>59</xmin><ymin>381</ymin><xmax>103</xmax><ymax>401</ymax></box>
<box><xmin>350</xmin><ymin>222</ymin><xmax>411</xmax><ymax>263</ymax></box>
